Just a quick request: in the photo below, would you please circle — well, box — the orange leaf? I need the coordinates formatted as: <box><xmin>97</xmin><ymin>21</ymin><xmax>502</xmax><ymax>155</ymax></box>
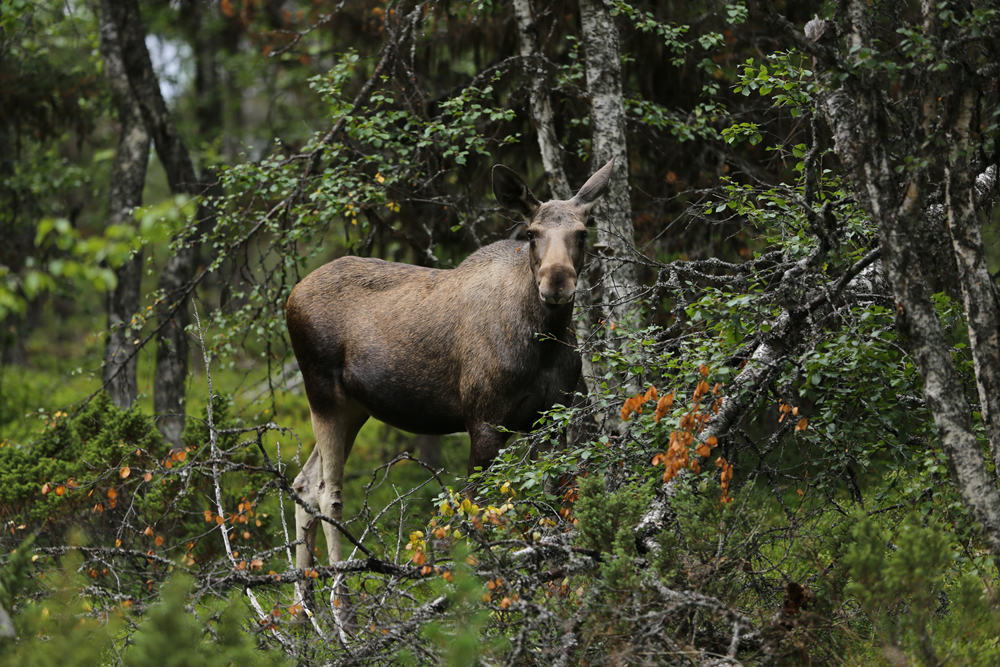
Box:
<box><xmin>120</xmin><ymin>466</ymin><xmax>131</xmax><ymax>479</ymax></box>
<box><xmin>693</xmin><ymin>380</ymin><xmax>710</xmax><ymax>400</ymax></box>
<box><xmin>144</xmin><ymin>526</ymin><xmax>154</xmax><ymax>536</ymax></box>
<box><xmin>55</xmin><ymin>485</ymin><xmax>65</xmax><ymax>496</ymax></box>
<box><xmin>706</xmin><ymin>436</ymin><xmax>717</xmax><ymax>446</ymax></box>
<box><xmin>143</xmin><ymin>472</ymin><xmax>152</xmax><ymax>482</ymax></box>
<box><xmin>154</xmin><ymin>536</ymin><xmax>164</xmax><ymax>546</ymax></box>
<box><xmin>695</xmin><ymin>444</ymin><xmax>712</xmax><ymax>458</ymax></box>
<box><xmin>654</xmin><ymin>393</ymin><xmax>674</xmax><ymax>423</ymax></box>
<box><xmin>41</xmin><ymin>483</ymin><xmax>51</xmax><ymax>495</ymax></box>
<box><xmin>795</xmin><ymin>418</ymin><xmax>808</xmax><ymax>432</ymax></box>
<box><xmin>215</xmin><ymin>515</ymin><xmax>225</xmax><ymax>525</ymax></box>
<box><xmin>107</xmin><ymin>487</ymin><xmax>118</xmax><ymax>499</ymax></box>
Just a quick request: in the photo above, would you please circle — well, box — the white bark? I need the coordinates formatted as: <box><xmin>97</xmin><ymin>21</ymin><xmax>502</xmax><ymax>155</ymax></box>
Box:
<box><xmin>808</xmin><ymin>7</ymin><xmax>1000</xmax><ymax>552</ymax></box>
<box><xmin>512</xmin><ymin>0</ymin><xmax>571</xmax><ymax>201</ymax></box>
<box><xmin>578</xmin><ymin>0</ymin><xmax>636</xmax><ymax>320</ymax></box>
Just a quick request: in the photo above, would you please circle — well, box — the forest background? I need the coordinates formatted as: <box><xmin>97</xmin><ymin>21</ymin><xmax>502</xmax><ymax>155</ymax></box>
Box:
<box><xmin>2</xmin><ymin>0</ymin><xmax>1000</xmax><ymax>665</ymax></box>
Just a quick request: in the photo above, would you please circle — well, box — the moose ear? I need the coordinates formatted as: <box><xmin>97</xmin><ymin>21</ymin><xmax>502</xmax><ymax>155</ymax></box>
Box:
<box><xmin>493</xmin><ymin>165</ymin><xmax>541</xmax><ymax>221</ymax></box>
<box><xmin>570</xmin><ymin>156</ymin><xmax>615</xmax><ymax>215</ymax></box>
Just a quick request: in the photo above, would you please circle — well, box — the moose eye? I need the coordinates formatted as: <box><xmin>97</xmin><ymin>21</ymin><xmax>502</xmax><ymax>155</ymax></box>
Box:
<box><xmin>525</xmin><ymin>229</ymin><xmax>536</xmax><ymax>242</ymax></box>
<box><xmin>577</xmin><ymin>231</ymin><xmax>588</xmax><ymax>244</ymax></box>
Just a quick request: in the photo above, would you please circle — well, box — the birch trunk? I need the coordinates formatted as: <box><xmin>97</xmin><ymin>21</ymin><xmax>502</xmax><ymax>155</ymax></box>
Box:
<box><xmin>512</xmin><ymin>0</ymin><xmax>571</xmax><ymax>201</ymax></box>
<box><xmin>943</xmin><ymin>90</ymin><xmax>1000</xmax><ymax>483</ymax></box>
<box><xmin>578</xmin><ymin>0</ymin><xmax>636</xmax><ymax>322</ymax></box>
<box><xmin>809</xmin><ymin>1</ymin><xmax>1000</xmax><ymax>552</ymax></box>
<box><xmin>98</xmin><ymin>1</ymin><xmax>150</xmax><ymax>409</ymax></box>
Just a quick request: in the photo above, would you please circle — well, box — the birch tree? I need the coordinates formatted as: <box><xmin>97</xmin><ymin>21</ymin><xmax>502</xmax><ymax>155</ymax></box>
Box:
<box><xmin>579</xmin><ymin>0</ymin><xmax>638</xmax><ymax>321</ymax></box>
<box><xmin>757</xmin><ymin>0</ymin><xmax>1000</xmax><ymax>552</ymax></box>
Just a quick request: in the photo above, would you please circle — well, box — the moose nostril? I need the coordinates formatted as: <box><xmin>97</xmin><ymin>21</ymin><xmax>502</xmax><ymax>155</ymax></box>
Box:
<box><xmin>538</xmin><ymin>268</ymin><xmax>577</xmax><ymax>304</ymax></box>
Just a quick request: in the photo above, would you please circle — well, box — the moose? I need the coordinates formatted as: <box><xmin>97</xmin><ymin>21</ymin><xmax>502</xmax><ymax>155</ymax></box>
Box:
<box><xmin>286</xmin><ymin>158</ymin><xmax>615</xmax><ymax>608</ymax></box>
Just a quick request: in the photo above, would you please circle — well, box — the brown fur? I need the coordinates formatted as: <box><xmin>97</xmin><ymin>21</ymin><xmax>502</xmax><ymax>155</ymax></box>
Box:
<box><xmin>286</xmin><ymin>160</ymin><xmax>614</xmax><ymax>608</ymax></box>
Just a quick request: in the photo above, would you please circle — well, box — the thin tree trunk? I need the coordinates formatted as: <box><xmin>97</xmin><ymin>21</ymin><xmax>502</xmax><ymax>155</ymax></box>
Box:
<box><xmin>99</xmin><ymin>2</ymin><xmax>150</xmax><ymax>409</ymax></box>
<box><xmin>512</xmin><ymin>0</ymin><xmax>570</xmax><ymax>201</ymax></box>
<box><xmin>106</xmin><ymin>0</ymin><xmax>213</xmax><ymax>446</ymax></box>
<box><xmin>943</xmin><ymin>89</ymin><xmax>1000</xmax><ymax>483</ymax></box>
<box><xmin>578</xmin><ymin>0</ymin><xmax>636</xmax><ymax>322</ymax></box>
<box><xmin>416</xmin><ymin>434</ymin><xmax>441</xmax><ymax>470</ymax></box>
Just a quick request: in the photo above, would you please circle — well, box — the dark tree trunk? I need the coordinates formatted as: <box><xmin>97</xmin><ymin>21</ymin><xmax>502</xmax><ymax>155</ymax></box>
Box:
<box><xmin>98</xmin><ymin>1</ymin><xmax>150</xmax><ymax>409</ymax></box>
<box><xmin>105</xmin><ymin>0</ymin><xmax>215</xmax><ymax>446</ymax></box>
<box><xmin>416</xmin><ymin>434</ymin><xmax>442</xmax><ymax>470</ymax></box>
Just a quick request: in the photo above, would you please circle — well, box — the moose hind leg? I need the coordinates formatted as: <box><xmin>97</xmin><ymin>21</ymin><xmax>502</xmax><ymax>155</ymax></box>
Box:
<box><xmin>292</xmin><ymin>448</ymin><xmax>321</xmax><ymax>611</ymax></box>
<box><xmin>311</xmin><ymin>404</ymin><xmax>367</xmax><ymax>565</ymax></box>
<box><xmin>312</xmin><ymin>402</ymin><xmax>368</xmax><ymax>629</ymax></box>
